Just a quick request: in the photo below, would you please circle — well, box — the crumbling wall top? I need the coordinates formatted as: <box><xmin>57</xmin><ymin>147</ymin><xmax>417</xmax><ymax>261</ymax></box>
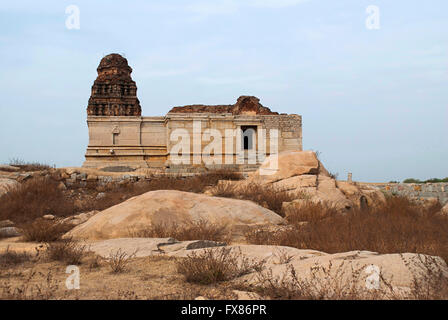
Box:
<box><xmin>168</xmin><ymin>96</ymin><xmax>279</xmax><ymax>115</ymax></box>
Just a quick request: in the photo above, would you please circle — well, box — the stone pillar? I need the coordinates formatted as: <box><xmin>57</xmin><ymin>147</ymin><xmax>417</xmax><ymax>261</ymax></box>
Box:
<box><xmin>348</xmin><ymin>172</ymin><xmax>353</xmax><ymax>183</ymax></box>
<box><xmin>236</xmin><ymin>125</ymin><xmax>244</xmax><ymax>164</ymax></box>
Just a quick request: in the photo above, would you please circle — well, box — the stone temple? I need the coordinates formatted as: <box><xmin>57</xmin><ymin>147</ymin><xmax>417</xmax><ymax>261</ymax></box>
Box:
<box><xmin>83</xmin><ymin>54</ymin><xmax>302</xmax><ymax>173</ymax></box>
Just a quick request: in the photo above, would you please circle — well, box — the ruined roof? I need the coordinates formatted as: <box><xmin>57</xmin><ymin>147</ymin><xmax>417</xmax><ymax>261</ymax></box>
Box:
<box><xmin>168</xmin><ymin>96</ymin><xmax>278</xmax><ymax>115</ymax></box>
<box><xmin>98</xmin><ymin>53</ymin><xmax>132</xmax><ymax>72</ymax></box>
<box><xmin>95</xmin><ymin>53</ymin><xmax>134</xmax><ymax>83</ymax></box>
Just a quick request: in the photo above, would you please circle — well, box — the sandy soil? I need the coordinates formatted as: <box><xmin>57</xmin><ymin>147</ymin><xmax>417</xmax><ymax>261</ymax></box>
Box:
<box><xmin>0</xmin><ymin>242</ymin><xmax>238</xmax><ymax>300</ymax></box>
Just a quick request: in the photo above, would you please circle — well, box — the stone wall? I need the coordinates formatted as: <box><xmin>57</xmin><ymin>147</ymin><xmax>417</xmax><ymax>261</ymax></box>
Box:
<box><xmin>366</xmin><ymin>182</ymin><xmax>448</xmax><ymax>205</ymax></box>
<box><xmin>84</xmin><ymin>112</ymin><xmax>302</xmax><ymax>173</ymax></box>
<box><xmin>84</xmin><ymin>116</ymin><xmax>167</xmax><ymax>169</ymax></box>
<box><xmin>262</xmin><ymin>114</ymin><xmax>302</xmax><ymax>152</ymax></box>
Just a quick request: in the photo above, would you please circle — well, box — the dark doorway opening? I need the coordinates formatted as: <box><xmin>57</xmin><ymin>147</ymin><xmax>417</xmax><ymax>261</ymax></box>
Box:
<box><xmin>241</xmin><ymin>126</ymin><xmax>257</xmax><ymax>150</ymax></box>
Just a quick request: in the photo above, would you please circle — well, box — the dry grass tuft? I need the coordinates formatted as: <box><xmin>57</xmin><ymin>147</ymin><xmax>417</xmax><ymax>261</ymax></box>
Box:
<box><xmin>284</xmin><ymin>201</ymin><xmax>339</xmax><ymax>224</ymax></box>
<box><xmin>176</xmin><ymin>247</ymin><xmax>265</xmax><ymax>285</ymax></box>
<box><xmin>8</xmin><ymin>158</ymin><xmax>52</xmax><ymax>172</ymax></box>
<box><xmin>44</xmin><ymin>238</ymin><xmax>87</xmax><ymax>265</ymax></box>
<box><xmin>0</xmin><ymin>247</ymin><xmax>33</xmax><ymax>268</ymax></box>
<box><xmin>20</xmin><ymin>219</ymin><xmax>74</xmax><ymax>242</ymax></box>
<box><xmin>239</xmin><ymin>254</ymin><xmax>448</xmax><ymax>300</ymax></box>
<box><xmin>211</xmin><ymin>182</ymin><xmax>296</xmax><ymax>216</ymax></box>
<box><xmin>0</xmin><ymin>271</ymin><xmax>58</xmax><ymax>300</ymax></box>
<box><xmin>406</xmin><ymin>254</ymin><xmax>448</xmax><ymax>300</ymax></box>
<box><xmin>108</xmin><ymin>249</ymin><xmax>137</xmax><ymax>273</ymax></box>
<box><xmin>240</xmin><ymin>263</ymin><xmax>395</xmax><ymax>300</ymax></box>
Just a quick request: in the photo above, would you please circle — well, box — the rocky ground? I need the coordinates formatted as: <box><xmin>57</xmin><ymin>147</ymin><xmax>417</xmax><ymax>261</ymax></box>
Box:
<box><xmin>1</xmin><ymin>151</ymin><xmax>448</xmax><ymax>300</ymax></box>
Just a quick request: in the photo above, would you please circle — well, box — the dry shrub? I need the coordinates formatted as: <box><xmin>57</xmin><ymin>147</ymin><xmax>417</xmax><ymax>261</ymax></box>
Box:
<box><xmin>108</xmin><ymin>249</ymin><xmax>137</xmax><ymax>273</ymax></box>
<box><xmin>284</xmin><ymin>201</ymin><xmax>339</xmax><ymax>224</ymax></box>
<box><xmin>0</xmin><ymin>271</ymin><xmax>58</xmax><ymax>300</ymax></box>
<box><xmin>176</xmin><ymin>247</ymin><xmax>265</xmax><ymax>284</ymax></box>
<box><xmin>211</xmin><ymin>182</ymin><xmax>296</xmax><ymax>216</ymax></box>
<box><xmin>199</xmin><ymin>169</ymin><xmax>244</xmax><ymax>185</ymax></box>
<box><xmin>241</xmin><ymin>263</ymin><xmax>395</xmax><ymax>300</ymax></box>
<box><xmin>0</xmin><ymin>247</ymin><xmax>32</xmax><ymax>268</ymax></box>
<box><xmin>8</xmin><ymin>158</ymin><xmax>52</xmax><ymax>172</ymax></box>
<box><xmin>0</xmin><ymin>177</ymin><xmax>75</xmax><ymax>223</ymax></box>
<box><xmin>45</xmin><ymin>238</ymin><xmax>86</xmax><ymax>264</ymax></box>
<box><xmin>406</xmin><ymin>254</ymin><xmax>448</xmax><ymax>300</ymax></box>
<box><xmin>0</xmin><ymin>171</ymin><xmax>242</xmax><ymax>225</ymax></box>
<box><xmin>246</xmin><ymin>196</ymin><xmax>448</xmax><ymax>263</ymax></box>
<box><xmin>0</xmin><ymin>170</ymin><xmax>241</xmax><ymax>225</ymax></box>
<box><xmin>20</xmin><ymin>219</ymin><xmax>73</xmax><ymax>242</ymax></box>
<box><xmin>242</xmin><ymin>255</ymin><xmax>448</xmax><ymax>300</ymax></box>
<box><xmin>133</xmin><ymin>219</ymin><xmax>230</xmax><ymax>242</ymax></box>
<box><xmin>272</xmin><ymin>248</ymin><xmax>294</xmax><ymax>265</ymax></box>
<box><xmin>244</xmin><ymin>229</ymin><xmax>279</xmax><ymax>246</ymax></box>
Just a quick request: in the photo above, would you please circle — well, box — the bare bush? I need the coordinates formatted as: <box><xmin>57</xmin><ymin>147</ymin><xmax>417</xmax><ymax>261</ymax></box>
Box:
<box><xmin>284</xmin><ymin>201</ymin><xmax>338</xmax><ymax>224</ymax></box>
<box><xmin>0</xmin><ymin>271</ymin><xmax>58</xmax><ymax>300</ymax></box>
<box><xmin>8</xmin><ymin>158</ymin><xmax>52</xmax><ymax>172</ymax></box>
<box><xmin>241</xmin><ymin>254</ymin><xmax>448</xmax><ymax>300</ymax></box>
<box><xmin>176</xmin><ymin>247</ymin><xmax>265</xmax><ymax>284</ymax></box>
<box><xmin>405</xmin><ymin>254</ymin><xmax>448</xmax><ymax>300</ymax></box>
<box><xmin>272</xmin><ymin>248</ymin><xmax>294</xmax><ymax>265</ymax></box>
<box><xmin>0</xmin><ymin>247</ymin><xmax>33</xmax><ymax>268</ymax></box>
<box><xmin>0</xmin><ymin>177</ymin><xmax>75</xmax><ymax>223</ymax></box>
<box><xmin>241</xmin><ymin>263</ymin><xmax>395</xmax><ymax>300</ymax></box>
<box><xmin>108</xmin><ymin>249</ymin><xmax>137</xmax><ymax>273</ymax></box>
<box><xmin>45</xmin><ymin>238</ymin><xmax>87</xmax><ymax>265</ymax></box>
<box><xmin>20</xmin><ymin>219</ymin><xmax>73</xmax><ymax>242</ymax></box>
<box><xmin>211</xmin><ymin>182</ymin><xmax>296</xmax><ymax>216</ymax></box>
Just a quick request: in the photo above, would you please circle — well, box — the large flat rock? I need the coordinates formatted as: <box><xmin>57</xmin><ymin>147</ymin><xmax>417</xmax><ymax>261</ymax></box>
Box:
<box><xmin>170</xmin><ymin>244</ymin><xmax>448</xmax><ymax>298</ymax></box>
<box><xmin>65</xmin><ymin>190</ymin><xmax>285</xmax><ymax>240</ymax></box>
<box><xmin>81</xmin><ymin>238</ymin><xmax>448</xmax><ymax>298</ymax></box>
<box><xmin>251</xmin><ymin>151</ymin><xmax>319</xmax><ymax>183</ymax></box>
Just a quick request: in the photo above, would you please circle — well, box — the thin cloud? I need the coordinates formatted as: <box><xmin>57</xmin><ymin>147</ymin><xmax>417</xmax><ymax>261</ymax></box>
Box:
<box><xmin>248</xmin><ymin>0</ymin><xmax>310</xmax><ymax>8</ymax></box>
<box><xmin>186</xmin><ymin>0</ymin><xmax>310</xmax><ymax>17</ymax></box>
<box><xmin>196</xmin><ymin>75</ymin><xmax>266</xmax><ymax>85</ymax></box>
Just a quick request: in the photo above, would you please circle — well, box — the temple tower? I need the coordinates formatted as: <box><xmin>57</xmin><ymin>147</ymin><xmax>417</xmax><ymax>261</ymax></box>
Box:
<box><xmin>86</xmin><ymin>53</ymin><xmax>141</xmax><ymax>116</ymax></box>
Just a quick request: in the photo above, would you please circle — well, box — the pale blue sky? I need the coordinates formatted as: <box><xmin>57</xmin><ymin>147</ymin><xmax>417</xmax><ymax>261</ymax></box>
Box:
<box><xmin>0</xmin><ymin>0</ymin><xmax>447</xmax><ymax>182</ymax></box>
